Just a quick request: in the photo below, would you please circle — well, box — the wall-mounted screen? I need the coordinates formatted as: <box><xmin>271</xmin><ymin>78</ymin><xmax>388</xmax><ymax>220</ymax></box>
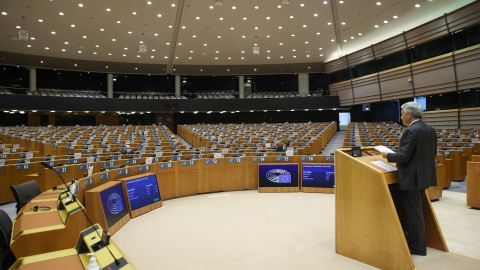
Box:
<box><xmin>258</xmin><ymin>164</ymin><xmax>299</xmax><ymax>188</ymax></box>
<box><xmin>99</xmin><ymin>182</ymin><xmax>129</xmax><ymax>229</ymax></box>
<box><xmin>125</xmin><ymin>174</ymin><xmax>161</xmax><ymax>211</ymax></box>
<box><xmin>302</xmin><ymin>164</ymin><xmax>335</xmax><ymax>188</ymax></box>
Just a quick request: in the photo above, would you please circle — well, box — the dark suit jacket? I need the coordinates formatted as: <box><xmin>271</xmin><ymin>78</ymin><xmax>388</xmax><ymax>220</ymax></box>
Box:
<box><xmin>275</xmin><ymin>146</ymin><xmax>285</xmax><ymax>152</ymax></box>
<box><xmin>386</xmin><ymin>120</ymin><xmax>437</xmax><ymax>190</ymax></box>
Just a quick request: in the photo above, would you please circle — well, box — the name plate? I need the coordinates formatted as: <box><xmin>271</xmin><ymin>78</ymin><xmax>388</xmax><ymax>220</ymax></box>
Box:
<box><xmin>441</xmin><ymin>143</ymin><xmax>453</xmax><ymax>147</ymax></box>
<box><xmin>102</xmin><ymin>161</ymin><xmax>116</xmax><ymax>168</ymax></box>
<box><xmin>50</xmin><ymin>143</ymin><xmax>59</xmax><ymax>146</ymax></box>
<box><xmin>125</xmin><ymin>159</ymin><xmax>139</xmax><ymax>165</ymax></box>
<box><xmin>100</xmin><ymin>172</ymin><xmax>111</xmax><ymax>181</ymax></box>
<box><xmin>251</xmin><ymin>157</ymin><xmax>267</xmax><ymax>162</ymax></box>
<box><xmin>276</xmin><ymin>156</ymin><xmax>291</xmax><ymax>162</ymax></box>
<box><xmin>0</xmin><ymin>154</ymin><xmax>7</xmax><ymax>159</ymax></box>
<box><xmin>132</xmin><ymin>154</ymin><xmax>144</xmax><ymax>158</ymax></box>
<box><xmin>66</xmin><ymin>159</ymin><xmax>80</xmax><ymax>165</ymax></box>
<box><xmin>204</xmin><ymin>159</ymin><xmax>219</xmax><ymax>165</ymax></box>
<box><xmin>191</xmin><ymin>155</ymin><xmax>203</xmax><ymax>159</ymax></box>
<box><xmin>228</xmin><ymin>158</ymin><xmax>243</xmax><ymax>163</ymax></box>
<box><xmin>54</xmin><ymin>167</ymin><xmax>68</xmax><ymax>174</ymax></box>
<box><xmin>78</xmin><ymin>164</ymin><xmax>92</xmax><ymax>170</ymax></box>
<box><xmin>84</xmin><ymin>177</ymin><xmax>94</xmax><ymax>187</ymax></box>
<box><xmin>65</xmin><ymin>146</ymin><xmax>75</xmax><ymax>150</ymax></box>
<box><xmin>117</xmin><ymin>168</ymin><xmax>131</xmax><ymax>176</ymax></box>
<box><xmin>181</xmin><ymin>160</ymin><xmax>196</xmax><ymax>166</ymax></box>
<box><xmin>15</xmin><ymin>164</ymin><xmax>31</xmax><ymax>170</ymax></box>
<box><xmin>10</xmin><ymin>148</ymin><xmax>18</xmax><ymax>153</ymax></box>
<box><xmin>152</xmin><ymin>157</ymin><xmax>162</xmax><ymax>163</ymax></box>
<box><xmin>384</xmin><ymin>142</ymin><xmax>394</xmax><ymax>146</ymax></box>
<box><xmin>451</xmin><ymin>148</ymin><xmax>464</xmax><ymax>152</ymax></box>
<box><xmin>159</xmin><ymin>162</ymin><xmax>173</xmax><ymax>169</ymax></box>
<box><xmin>17</xmin><ymin>159</ymin><xmax>31</xmax><ymax>163</ymax></box>
<box><xmin>170</xmin><ymin>156</ymin><xmax>182</xmax><ymax>161</ymax></box>
<box><xmin>137</xmin><ymin>165</ymin><xmax>151</xmax><ymax>172</ymax></box>
<box><xmin>325</xmin><ymin>156</ymin><xmax>335</xmax><ymax>162</ymax></box>
<box><xmin>300</xmin><ymin>156</ymin><xmax>316</xmax><ymax>161</ymax></box>
<box><xmin>110</xmin><ymin>156</ymin><xmax>122</xmax><ymax>160</ymax></box>
<box><xmin>463</xmin><ymin>143</ymin><xmax>475</xmax><ymax>147</ymax></box>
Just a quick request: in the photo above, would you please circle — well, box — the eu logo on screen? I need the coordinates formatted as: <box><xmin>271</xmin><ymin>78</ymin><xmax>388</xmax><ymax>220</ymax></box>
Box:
<box><xmin>107</xmin><ymin>193</ymin><xmax>124</xmax><ymax>214</ymax></box>
<box><xmin>279</xmin><ymin>175</ymin><xmax>291</xmax><ymax>183</ymax></box>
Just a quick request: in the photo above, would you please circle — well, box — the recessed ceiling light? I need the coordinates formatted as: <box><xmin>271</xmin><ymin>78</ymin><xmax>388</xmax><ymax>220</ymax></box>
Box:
<box><xmin>393</xmin><ymin>15</ymin><xmax>398</xmax><ymax>19</ymax></box>
<box><xmin>230</xmin><ymin>27</ymin><xmax>235</xmax><ymax>30</ymax></box>
<box><xmin>267</xmin><ymin>35</ymin><xmax>270</xmax><ymax>38</ymax></box>
<box><xmin>316</xmin><ymin>32</ymin><xmax>321</xmax><ymax>35</ymax></box>
<box><xmin>30</xmin><ymin>37</ymin><xmax>35</xmax><ymax>40</ymax></box>
<box><xmin>112</xmin><ymin>38</ymin><xmax>116</xmax><ymax>41</ymax></box>
<box><xmin>100</xmin><ymin>28</ymin><xmax>105</xmax><ymax>31</ymax></box>
<box><xmin>182</xmin><ymin>26</ymin><xmax>186</xmax><ymax>29</ymax></box>
<box><xmin>132</xmin><ymin>11</ymin><xmax>137</xmax><ymax>15</ymax></box>
<box><xmin>16</xmin><ymin>26</ymin><xmax>21</xmax><ymax>29</ymax></box>
<box><xmin>117</xmin><ymin>21</ymin><xmax>121</xmax><ymax>23</ymax></box>
<box><xmin>220</xmin><ymin>17</ymin><xmax>223</xmax><ymax>20</ymax></box>
<box><xmin>254</xmin><ymin>26</ymin><xmax>258</xmax><ymax>30</ymax></box>
<box><xmin>147</xmin><ymin>1</ymin><xmax>152</xmax><ymax>5</ymax></box>
<box><xmin>243</xmin><ymin>17</ymin><xmax>247</xmax><ymax>20</ymax></box>
<box><xmin>280</xmin><ymin>56</ymin><xmax>283</xmax><ymax>58</ymax></box>
<box><xmin>59</xmin><ymin>12</ymin><xmax>64</xmax><ymax>16</ymax></box>
<box><xmin>83</xmin><ymin>35</ymin><xmax>87</xmax><ymax>38</ymax></box>
<box><xmin>2</xmin><ymin>12</ymin><xmax>7</xmax><ymax>15</ymax></box>
<box><xmin>108</xmin><ymin>53</ymin><xmax>112</xmax><ymax>56</ymax></box>
<box><xmin>171</xmin><ymin>3</ymin><xmax>176</xmax><ymax>7</ymax></box>
<box><xmin>95</xmin><ymin>45</ymin><xmax>99</xmax><ymax>47</ymax></box>
<box><xmin>374</xmin><ymin>25</ymin><xmax>379</xmax><ymax>28</ymax></box>
<box><xmin>291</xmin><ymin>34</ymin><xmax>295</xmax><ymax>37</ymax></box>
<box><xmin>339</xmin><ymin>0</ymin><xmax>344</xmax><ymax>3</ymax></box>
<box><xmin>327</xmin><ymin>22</ymin><xmax>332</xmax><ymax>25</ymax></box>
<box><xmin>323</xmin><ymin>1</ymin><xmax>328</xmax><ymax>4</ymax></box>
<box><xmin>314</xmin><ymin>13</ymin><xmax>318</xmax><ymax>17</ymax></box>
<box><xmin>341</xmin><ymin>22</ymin><xmax>346</xmax><ymax>25</ymax></box>
<box><xmin>166</xmin><ymin>42</ymin><xmax>170</xmax><ymax>45</ymax></box>
<box><xmin>242</xmin><ymin>35</ymin><xmax>246</xmax><ymax>38</ymax></box>
<box><xmin>331</xmin><ymin>39</ymin><xmax>334</xmax><ymax>42</ymax></box>
<box><xmin>78</xmin><ymin>50</ymin><xmax>82</xmax><ymax>53</ymax></box>
<box><xmin>106</xmin><ymin>8</ymin><xmax>111</xmax><ymax>11</ymax></box>
<box><xmin>279</xmin><ymin>26</ymin><xmax>283</xmax><ymax>29</ymax></box>
<box><xmin>64</xmin><ymin>41</ymin><xmax>68</xmax><ymax>44</ymax></box>
<box><xmin>38</xmin><ymin>19</ymin><xmax>43</xmax><ymax>22</ymax></box>
<box><xmin>151</xmin><ymin>49</ymin><xmax>155</xmax><ymax>52</ymax></box>
<box><xmin>232</xmin><ymin>6</ymin><xmax>236</xmax><ymax>9</ymax></box>
<box><xmin>278</xmin><ymin>5</ymin><xmax>282</xmax><ymax>8</ymax></box>
<box><xmin>384</xmin><ymin>20</ymin><xmax>388</xmax><ymax>23</ymax></box>
<box><xmin>51</xmin><ymin>31</ymin><xmax>56</xmax><ymax>34</ymax></box>
<box><xmin>45</xmin><ymin>47</ymin><xmax>49</xmax><ymax>50</ymax></box>
<box><xmin>217</xmin><ymin>35</ymin><xmax>221</xmax><ymax>38</ymax></box>
<box><xmin>27</xmin><ymin>44</ymin><xmax>31</xmax><ymax>47</ymax></box>
<box><xmin>93</xmin><ymin>52</ymin><xmax>97</xmax><ymax>54</ymax></box>
<box><xmin>376</xmin><ymin>2</ymin><xmax>381</xmax><ymax>5</ymax></box>
<box><xmin>290</xmin><ymin>15</ymin><xmax>294</xmax><ymax>19</ymax></box>
<box><xmin>255</xmin><ymin>6</ymin><xmax>259</xmax><ymax>9</ymax></box>
<box><xmin>169</xmin><ymin>25</ymin><xmax>172</xmax><ymax>28</ymax></box>
<box><xmin>158</xmin><ymin>14</ymin><xmax>162</xmax><ymax>18</ymax></box>
<box><xmin>154</xmin><ymin>33</ymin><xmax>158</xmax><ymax>36</ymax></box>
<box><xmin>209</xmin><ymin>6</ymin><xmax>213</xmax><ymax>9</ymax></box>
<box><xmin>415</xmin><ymin>4</ymin><xmax>420</xmax><ymax>8</ymax></box>
<box><xmin>128</xmin><ymin>31</ymin><xmax>132</xmax><ymax>34</ymax></box>
<box><xmin>358</xmin><ymin>33</ymin><xmax>362</xmax><ymax>36</ymax></box>
<box><xmin>241</xmin><ymin>57</ymin><xmax>244</xmax><ymax>60</ymax></box>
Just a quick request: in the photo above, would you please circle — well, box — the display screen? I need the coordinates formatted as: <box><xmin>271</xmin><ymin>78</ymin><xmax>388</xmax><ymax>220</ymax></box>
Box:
<box><xmin>258</xmin><ymin>164</ymin><xmax>299</xmax><ymax>188</ymax></box>
<box><xmin>125</xmin><ymin>174</ymin><xmax>161</xmax><ymax>211</ymax></box>
<box><xmin>302</xmin><ymin>164</ymin><xmax>335</xmax><ymax>188</ymax></box>
<box><xmin>99</xmin><ymin>183</ymin><xmax>129</xmax><ymax>228</ymax></box>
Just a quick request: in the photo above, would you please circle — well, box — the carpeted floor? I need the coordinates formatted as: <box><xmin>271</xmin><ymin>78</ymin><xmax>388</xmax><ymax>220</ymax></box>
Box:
<box><xmin>113</xmin><ymin>190</ymin><xmax>480</xmax><ymax>270</ymax></box>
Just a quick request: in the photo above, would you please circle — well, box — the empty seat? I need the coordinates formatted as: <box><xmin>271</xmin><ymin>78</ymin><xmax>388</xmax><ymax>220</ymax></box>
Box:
<box><xmin>10</xmin><ymin>180</ymin><xmax>41</xmax><ymax>214</ymax></box>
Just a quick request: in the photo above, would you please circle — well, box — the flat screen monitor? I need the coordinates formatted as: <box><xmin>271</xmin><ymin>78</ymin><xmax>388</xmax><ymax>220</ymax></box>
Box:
<box><xmin>258</xmin><ymin>164</ymin><xmax>299</xmax><ymax>188</ymax></box>
<box><xmin>99</xmin><ymin>182</ymin><xmax>129</xmax><ymax>229</ymax></box>
<box><xmin>302</xmin><ymin>164</ymin><xmax>335</xmax><ymax>188</ymax></box>
<box><xmin>125</xmin><ymin>174</ymin><xmax>161</xmax><ymax>211</ymax></box>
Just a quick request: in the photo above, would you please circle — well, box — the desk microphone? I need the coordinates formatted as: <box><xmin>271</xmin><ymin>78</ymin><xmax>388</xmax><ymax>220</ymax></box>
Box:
<box><xmin>41</xmin><ymin>161</ymin><xmax>120</xmax><ymax>266</ymax></box>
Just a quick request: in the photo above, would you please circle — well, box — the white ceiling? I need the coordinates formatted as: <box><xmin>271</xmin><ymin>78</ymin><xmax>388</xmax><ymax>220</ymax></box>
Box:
<box><xmin>0</xmin><ymin>0</ymin><xmax>474</xmax><ymax>74</ymax></box>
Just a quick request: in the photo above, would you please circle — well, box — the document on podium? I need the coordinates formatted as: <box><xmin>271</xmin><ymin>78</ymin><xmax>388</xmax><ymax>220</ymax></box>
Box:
<box><xmin>373</xmin><ymin>145</ymin><xmax>394</xmax><ymax>153</ymax></box>
<box><xmin>371</xmin><ymin>160</ymin><xmax>397</xmax><ymax>172</ymax></box>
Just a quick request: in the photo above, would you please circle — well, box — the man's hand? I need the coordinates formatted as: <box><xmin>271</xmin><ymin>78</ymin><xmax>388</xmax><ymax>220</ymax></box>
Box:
<box><xmin>380</xmin><ymin>151</ymin><xmax>389</xmax><ymax>159</ymax></box>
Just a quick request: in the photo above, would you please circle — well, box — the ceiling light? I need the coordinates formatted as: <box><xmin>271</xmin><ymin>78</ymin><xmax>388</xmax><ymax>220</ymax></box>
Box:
<box><xmin>374</xmin><ymin>25</ymin><xmax>379</xmax><ymax>28</ymax></box>
<box><xmin>71</xmin><ymin>24</ymin><xmax>75</xmax><ymax>27</ymax></box>
<box><xmin>38</xmin><ymin>19</ymin><xmax>43</xmax><ymax>22</ymax></box>
<box><xmin>147</xmin><ymin>1</ymin><xmax>152</xmax><ymax>5</ymax></box>
<box><xmin>232</xmin><ymin>6</ymin><xmax>236</xmax><ymax>9</ymax></box>
<box><xmin>132</xmin><ymin>12</ymin><xmax>137</xmax><ymax>15</ymax></box>
<box><xmin>51</xmin><ymin>31</ymin><xmax>56</xmax><ymax>35</ymax></box>
<box><xmin>323</xmin><ymin>1</ymin><xmax>328</xmax><ymax>4</ymax></box>
<box><xmin>339</xmin><ymin>1</ymin><xmax>344</xmax><ymax>3</ymax></box>
<box><xmin>393</xmin><ymin>15</ymin><xmax>398</xmax><ymax>19</ymax></box>
<box><xmin>341</xmin><ymin>22</ymin><xmax>346</xmax><ymax>25</ymax></box>
<box><xmin>106</xmin><ymin>8</ymin><xmax>111</xmax><ymax>11</ymax></box>
<box><xmin>158</xmin><ymin>14</ymin><xmax>162</xmax><ymax>18</ymax></box>
<box><xmin>2</xmin><ymin>12</ymin><xmax>7</xmax><ymax>15</ymax></box>
<box><xmin>415</xmin><ymin>4</ymin><xmax>420</xmax><ymax>8</ymax></box>
<box><xmin>214</xmin><ymin>0</ymin><xmax>224</xmax><ymax>6</ymax></box>
<box><xmin>376</xmin><ymin>2</ymin><xmax>381</xmax><ymax>5</ymax></box>
<box><xmin>171</xmin><ymin>3</ymin><xmax>175</xmax><ymax>7</ymax></box>
<box><xmin>59</xmin><ymin>12</ymin><xmax>64</xmax><ymax>16</ymax></box>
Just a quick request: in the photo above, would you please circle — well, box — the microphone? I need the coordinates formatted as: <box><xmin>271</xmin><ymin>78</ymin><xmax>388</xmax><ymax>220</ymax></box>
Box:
<box><xmin>41</xmin><ymin>161</ymin><xmax>120</xmax><ymax>266</ymax></box>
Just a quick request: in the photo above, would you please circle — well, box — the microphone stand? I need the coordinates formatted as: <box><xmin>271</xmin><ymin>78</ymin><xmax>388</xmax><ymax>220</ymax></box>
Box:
<box><xmin>41</xmin><ymin>162</ymin><xmax>120</xmax><ymax>267</ymax></box>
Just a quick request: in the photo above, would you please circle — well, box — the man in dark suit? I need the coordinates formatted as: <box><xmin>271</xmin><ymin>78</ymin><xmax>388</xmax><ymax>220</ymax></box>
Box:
<box><xmin>381</xmin><ymin>102</ymin><xmax>437</xmax><ymax>256</ymax></box>
<box><xmin>276</xmin><ymin>141</ymin><xmax>290</xmax><ymax>152</ymax></box>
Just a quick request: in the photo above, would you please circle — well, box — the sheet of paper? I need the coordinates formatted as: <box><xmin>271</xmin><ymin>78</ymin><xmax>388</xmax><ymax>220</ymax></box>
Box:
<box><xmin>374</xmin><ymin>145</ymin><xmax>394</xmax><ymax>153</ymax></box>
<box><xmin>371</xmin><ymin>160</ymin><xmax>397</xmax><ymax>172</ymax></box>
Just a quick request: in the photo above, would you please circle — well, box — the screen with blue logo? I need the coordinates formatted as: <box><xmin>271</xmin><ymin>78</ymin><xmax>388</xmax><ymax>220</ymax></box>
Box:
<box><xmin>302</xmin><ymin>164</ymin><xmax>335</xmax><ymax>188</ymax></box>
<box><xmin>258</xmin><ymin>164</ymin><xmax>299</xmax><ymax>188</ymax></box>
<box><xmin>125</xmin><ymin>174</ymin><xmax>161</xmax><ymax>211</ymax></box>
<box><xmin>99</xmin><ymin>182</ymin><xmax>129</xmax><ymax>228</ymax></box>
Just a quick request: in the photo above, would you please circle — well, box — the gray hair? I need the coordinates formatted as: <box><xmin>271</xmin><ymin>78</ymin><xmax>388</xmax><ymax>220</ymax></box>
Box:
<box><xmin>401</xmin><ymin>102</ymin><xmax>423</xmax><ymax>119</ymax></box>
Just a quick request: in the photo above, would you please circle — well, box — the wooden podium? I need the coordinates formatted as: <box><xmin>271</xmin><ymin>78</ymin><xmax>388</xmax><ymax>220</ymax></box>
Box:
<box><xmin>335</xmin><ymin>147</ymin><xmax>448</xmax><ymax>270</ymax></box>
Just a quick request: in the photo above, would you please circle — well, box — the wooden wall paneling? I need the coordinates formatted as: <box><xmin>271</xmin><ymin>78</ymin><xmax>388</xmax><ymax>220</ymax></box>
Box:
<box><xmin>330</xmin><ymin>81</ymin><xmax>353</xmax><ymax>106</ymax></box>
<box><xmin>346</xmin><ymin>47</ymin><xmax>375</xmax><ymax>67</ymax></box>
<box><xmin>446</xmin><ymin>1</ymin><xmax>480</xmax><ymax>32</ymax></box>
<box><xmin>324</xmin><ymin>56</ymin><xmax>349</xmax><ymax>74</ymax></box>
<box><xmin>378</xmin><ymin>65</ymin><xmax>414</xmax><ymax>101</ymax></box>
<box><xmin>404</xmin><ymin>17</ymin><xmax>449</xmax><ymax>47</ymax></box>
<box><xmin>351</xmin><ymin>74</ymin><xmax>381</xmax><ymax>104</ymax></box>
<box><xmin>454</xmin><ymin>45</ymin><xmax>480</xmax><ymax>91</ymax></box>
<box><xmin>373</xmin><ymin>34</ymin><xmax>407</xmax><ymax>58</ymax></box>
<box><xmin>411</xmin><ymin>53</ymin><xmax>456</xmax><ymax>96</ymax></box>
<box><xmin>460</xmin><ymin>108</ymin><xmax>480</xmax><ymax>129</ymax></box>
<box><xmin>423</xmin><ymin>109</ymin><xmax>459</xmax><ymax>129</ymax></box>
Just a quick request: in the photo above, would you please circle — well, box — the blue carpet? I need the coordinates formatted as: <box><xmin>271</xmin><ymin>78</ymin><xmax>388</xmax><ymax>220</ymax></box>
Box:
<box><xmin>446</xmin><ymin>179</ymin><xmax>467</xmax><ymax>193</ymax></box>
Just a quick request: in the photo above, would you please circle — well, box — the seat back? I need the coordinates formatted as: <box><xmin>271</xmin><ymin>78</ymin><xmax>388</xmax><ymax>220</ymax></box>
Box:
<box><xmin>10</xmin><ymin>180</ymin><xmax>41</xmax><ymax>214</ymax></box>
<box><xmin>0</xmin><ymin>209</ymin><xmax>15</xmax><ymax>270</ymax></box>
